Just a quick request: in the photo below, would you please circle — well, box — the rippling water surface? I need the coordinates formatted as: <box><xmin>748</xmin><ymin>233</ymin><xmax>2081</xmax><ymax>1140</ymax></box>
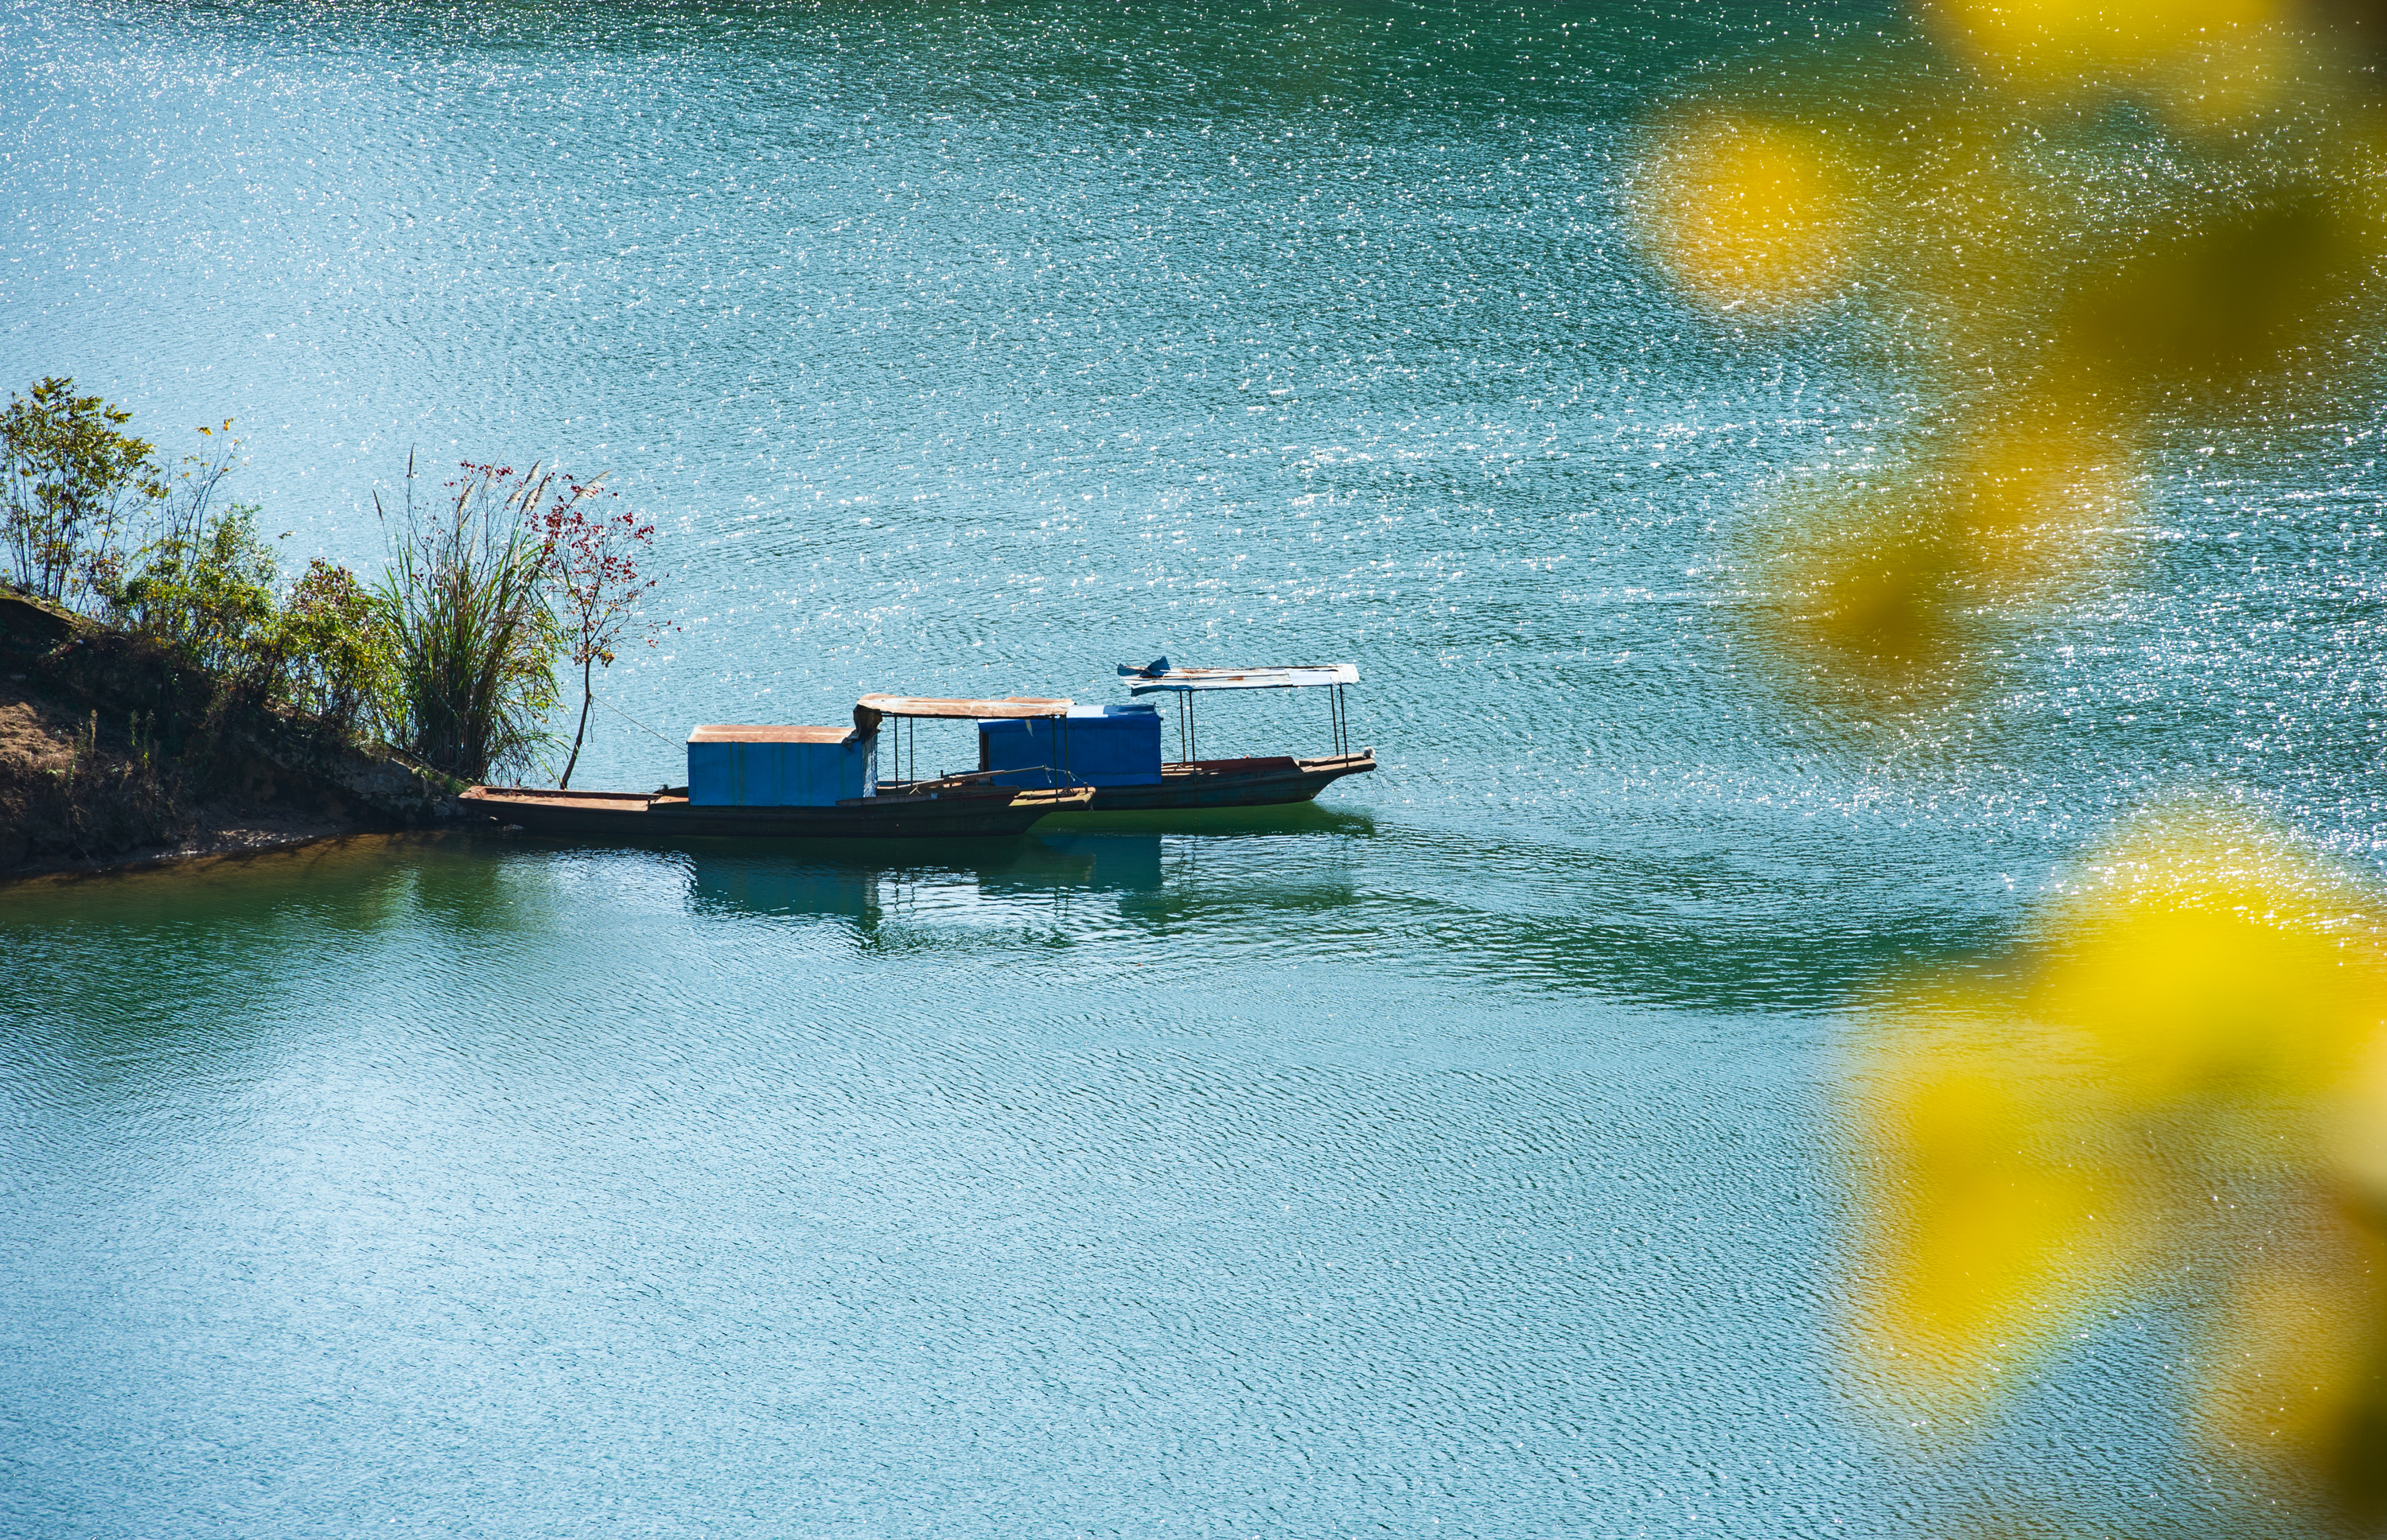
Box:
<box><xmin>5</xmin><ymin>2</ymin><xmax>2385</xmax><ymax>1535</ymax></box>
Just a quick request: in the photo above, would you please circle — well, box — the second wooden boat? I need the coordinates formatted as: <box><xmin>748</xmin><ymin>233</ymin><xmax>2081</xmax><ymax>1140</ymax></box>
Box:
<box><xmin>859</xmin><ymin>660</ymin><xmax>1377</xmax><ymax>812</ymax></box>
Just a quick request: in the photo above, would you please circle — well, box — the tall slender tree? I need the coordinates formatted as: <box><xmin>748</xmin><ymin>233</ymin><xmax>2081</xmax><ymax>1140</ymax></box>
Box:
<box><xmin>539</xmin><ymin>487</ymin><xmax>664</xmax><ymax>789</ymax></box>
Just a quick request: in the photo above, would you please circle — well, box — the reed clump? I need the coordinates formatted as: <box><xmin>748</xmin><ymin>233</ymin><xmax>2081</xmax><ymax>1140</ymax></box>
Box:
<box><xmin>374</xmin><ymin>456</ymin><xmax>574</xmax><ymax>784</ymax></box>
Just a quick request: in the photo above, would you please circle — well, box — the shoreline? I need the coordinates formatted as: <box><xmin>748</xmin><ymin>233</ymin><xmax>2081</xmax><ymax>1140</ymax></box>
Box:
<box><xmin>1</xmin><ymin>812</ymin><xmax>356</xmax><ymax>885</ymax></box>
<box><xmin>4</xmin><ymin>591</ymin><xmax>464</xmax><ymax>881</ymax></box>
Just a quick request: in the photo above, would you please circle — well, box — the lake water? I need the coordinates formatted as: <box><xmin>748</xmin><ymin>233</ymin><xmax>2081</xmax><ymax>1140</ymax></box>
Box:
<box><xmin>5</xmin><ymin>3</ymin><xmax>2383</xmax><ymax>1536</ymax></box>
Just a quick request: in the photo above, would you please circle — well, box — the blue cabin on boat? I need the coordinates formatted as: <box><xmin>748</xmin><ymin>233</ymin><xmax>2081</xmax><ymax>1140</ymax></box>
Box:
<box><xmin>688</xmin><ymin>725</ymin><xmax>876</xmax><ymax>807</ymax></box>
<box><xmin>978</xmin><ymin>703</ymin><xmax>1162</xmax><ymax>789</ymax></box>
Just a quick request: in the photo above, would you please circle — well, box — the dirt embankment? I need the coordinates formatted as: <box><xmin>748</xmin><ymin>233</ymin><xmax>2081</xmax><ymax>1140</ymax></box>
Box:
<box><xmin>2</xmin><ymin>591</ymin><xmax>462</xmax><ymax>879</ymax></box>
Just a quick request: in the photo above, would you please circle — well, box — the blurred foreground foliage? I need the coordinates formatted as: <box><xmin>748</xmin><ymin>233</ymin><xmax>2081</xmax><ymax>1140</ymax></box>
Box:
<box><xmin>1636</xmin><ymin>0</ymin><xmax>2387</xmax><ymax>711</ymax></box>
<box><xmin>1633</xmin><ymin>1</ymin><xmax>2387</xmax><ymax>1529</ymax></box>
<box><xmin>1851</xmin><ymin>807</ymin><xmax>2387</xmax><ymax>1522</ymax></box>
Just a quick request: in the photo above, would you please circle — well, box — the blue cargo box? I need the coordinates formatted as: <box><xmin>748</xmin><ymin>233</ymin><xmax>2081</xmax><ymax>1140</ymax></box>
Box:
<box><xmin>979</xmin><ymin>703</ymin><xmax>1162</xmax><ymax>789</ymax></box>
<box><xmin>687</xmin><ymin>725</ymin><xmax>876</xmax><ymax>807</ymax></box>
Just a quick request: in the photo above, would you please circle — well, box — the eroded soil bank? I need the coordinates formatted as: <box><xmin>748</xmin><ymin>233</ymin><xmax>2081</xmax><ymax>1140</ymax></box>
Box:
<box><xmin>2</xmin><ymin>591</ymin><xmax>460</xmax><ymax>879</ymax></box>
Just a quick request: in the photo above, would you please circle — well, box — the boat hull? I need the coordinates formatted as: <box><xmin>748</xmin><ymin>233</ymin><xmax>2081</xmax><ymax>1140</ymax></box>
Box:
<box><xmin>461</xmin><ymin>785</ymin><xmax>1090</xmax><ymax>840</ymax></box>
<box><xmin>881</xmin><ymin>751</ymin><xmax>1375</xmax><ymax>812</ymax></box>
<box><xmin>1082</xmin><ymin>752</ymin><xmax>1374</xmax><ymax>810</ymax></box>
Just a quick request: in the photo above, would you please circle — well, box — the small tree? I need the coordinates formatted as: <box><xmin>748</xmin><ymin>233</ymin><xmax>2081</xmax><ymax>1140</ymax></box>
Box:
<box><xmin>0</xmin><ymin>377</ymin><xmax>165</xmax><ymax>606</ymax></box>
<box><xmin>539</xmin><ymin>488</ymin><xmax>664</xmax><ymax>789</ymax></box>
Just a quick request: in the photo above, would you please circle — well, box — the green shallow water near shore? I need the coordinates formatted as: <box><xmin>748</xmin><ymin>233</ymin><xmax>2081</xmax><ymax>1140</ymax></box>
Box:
<box><xmin>5</xmin><ymin>2</ymin><xmax>2385</xmax><ymax>1535</ymax></box>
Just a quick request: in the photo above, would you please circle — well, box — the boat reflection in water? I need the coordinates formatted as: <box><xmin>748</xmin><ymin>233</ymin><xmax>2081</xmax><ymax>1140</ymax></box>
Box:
<box><xmin>1022</xmin><ymin>833</ymin><xmax>1164</xmax><ymax>894</ymax></box>
<box><xmin>683</xmin><ymin>805</ymin><xmax>1375</xmax><ymax>932</ymax></box>
<box><xmin>682</xmin><ymin>834</ymin><xmax>1173</xmax><ymax>930</ymax></box>
<box><xmin>685</xmin><ymin>854</ymin><xmax>887</xmax><ymax>924</ymax></box>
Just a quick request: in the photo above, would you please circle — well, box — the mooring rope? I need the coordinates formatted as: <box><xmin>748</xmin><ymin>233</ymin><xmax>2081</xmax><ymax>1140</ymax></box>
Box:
<box><xmin>597</xmin><ymin>694</ymin><xmax>681</xmax><ymax>749</ymax></box>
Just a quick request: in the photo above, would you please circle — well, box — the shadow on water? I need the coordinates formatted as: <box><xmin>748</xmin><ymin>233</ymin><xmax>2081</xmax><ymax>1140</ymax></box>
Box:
<box><xmin>662</xmin><ymin>807</ymin><xmax>2007</xmax><ymax>1014</ymax></box>
<box><xmin>1038</xmin><ymin>803</ymin><xmax>1377</xmax><ymax>838</ymax></box>
<box><xmin>0</xmin><ymin>834</ymin><xmax>461</xmax><ymax>1106</ymax></box>
<box><xmin>2</xmin><ymin>815</ymin><xmax>2015</xmax><ymax>1027</ymax></box>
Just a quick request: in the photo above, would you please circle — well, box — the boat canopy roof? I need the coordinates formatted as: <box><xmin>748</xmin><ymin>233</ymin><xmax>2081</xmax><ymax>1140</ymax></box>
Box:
<box><xmin>689</xmin><ymin>724</ymin><xmax>854</xmax><ymax>744</ymax></box>
<box><xmin>858</xmin><ymin>694</ymin><xmax>1075</xmax><ymax>720</ymax></box>
<box><xmin>1117</xmin><ymin>660</ymin><xmax>1359</xmax><ymax>694</ymax></box>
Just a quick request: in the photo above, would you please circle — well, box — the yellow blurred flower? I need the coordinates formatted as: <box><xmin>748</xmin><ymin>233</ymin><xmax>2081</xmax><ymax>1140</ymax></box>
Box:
<box><xmin>2197</xmin><ymin>1225</ymin><xmax>2387</xmax><ymax>1501</ymax></box>
<box><xmin>1845</xmin><ymin>803</ymin><xmax>2387</xmax><ymax>1515</ymax></box>
<box><xmin>1951</xmin><ymin>394</ymin><xmax>2136</xmax><ymax>602</ymax></box>
<box><xmin>1635</xmin><ymin>112</ymin><xmax>1859</xmax><ymax>315</ymax></box>
<box><xmin>1637</xmin><ymin>0</ymin><xmax>2387</xmax><ymax>1526</ymax></box>
<box><xmin>2032</xmin><ymin>809</ymin><xmax>2387</xmax><ymax>1109</ymax></box>
<box><xmin>1920</xmin><ymin>0</ymin><xmax>2295</xmax><ymax>105</ymax></box>
<box><xmin>1740</xmin><ymin>391</ymin><xmax>2135</xmax><ymax>706</ymax></box>
<box><xmin>2053</xmin><ymin>190</ymin><xmax>2376</xmax><ymax>402</ymax></box>
<box><xmin>1848</xmin><ymin>1022</ymin><xmax>2144</xmax><ymax>1414</ymax></box>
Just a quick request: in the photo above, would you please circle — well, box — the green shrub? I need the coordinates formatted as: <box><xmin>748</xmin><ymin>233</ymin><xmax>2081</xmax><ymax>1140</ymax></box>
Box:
<box><xmin>278</xmin><ymin>558</ymin><xmax>396</xmax><ymax>737</ymax></box>
<box><xmin>107</xmin><ymin>503</ymin><xmax>280</xmax><ymax>684</ymax></box>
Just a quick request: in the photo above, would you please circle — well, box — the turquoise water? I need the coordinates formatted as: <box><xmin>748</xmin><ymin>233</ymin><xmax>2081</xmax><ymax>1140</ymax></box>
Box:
<box><xmin>6</xmin><ymin>2</ymin><xmax>2385</xmax><ymax>1535</ymax></box>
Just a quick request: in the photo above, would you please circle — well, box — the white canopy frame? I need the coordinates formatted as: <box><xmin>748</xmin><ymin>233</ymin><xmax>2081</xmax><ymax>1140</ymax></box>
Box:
<box><xmin>856</xmin><ymin>694</ymin><xmax>1082</xmax><ymax>790</ymax></box>
<box><xmin>1115</xmin><ymin>661</ymin><xmax>1360</xmax><ymax>765</ymax></box>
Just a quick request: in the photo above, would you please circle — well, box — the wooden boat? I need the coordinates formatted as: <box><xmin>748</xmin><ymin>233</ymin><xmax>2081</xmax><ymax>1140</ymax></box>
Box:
<box><xmin>859</xmin><ymin>663</ymin><xmax>1377</xmax><ymax>812</ymax></box>
<box><xmin>863</xmin><ymin>752</ymin><xmax>1376</xmax><ymax>811</ymax></box>
<box><xmin>1100</xmin><ymin>661</ymin><xmax>1376</xmax><ymax>808</ymax></box>
<box><xmin>461</xmin><ymin>783</ymin><xmax>1092</xmax><ymax>840</ymax></box>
